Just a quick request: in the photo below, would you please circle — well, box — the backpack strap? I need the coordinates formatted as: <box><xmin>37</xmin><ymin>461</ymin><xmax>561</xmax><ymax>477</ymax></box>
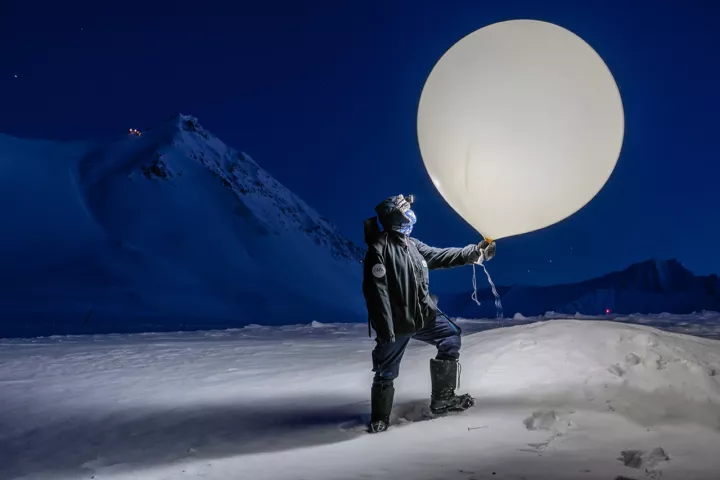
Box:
<box><xmin>363</xmin><ymin>216</ymin><xmax>382</xmax><ymax>245</ymax></box>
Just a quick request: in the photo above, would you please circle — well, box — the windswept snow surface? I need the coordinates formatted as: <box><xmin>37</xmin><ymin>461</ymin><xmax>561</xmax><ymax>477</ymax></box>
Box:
<box><xmin>1</xmin><ymin>315</ymin><xmax>720</xmax><ymax>480</ymax></box>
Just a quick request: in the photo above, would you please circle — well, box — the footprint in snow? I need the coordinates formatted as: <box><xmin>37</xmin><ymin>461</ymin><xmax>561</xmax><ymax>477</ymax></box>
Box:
<box><xmin>608</xmin><ymin>364</ymin><xmax>626</xmax><ymax>377</ymax></box>
<box><xmin>523</xmin><ymin>410</ymin><xmax>573</xmax><ymax>433</ymax></box>
<box><xmin>618</xmin><ymin>447</ymin><xmax>670</xmax><ymax>479</ymax></box>
<box><xmin>624</xmin><ymin>353</ymin><xmax>642</xmax><ymax>366</ymax></box>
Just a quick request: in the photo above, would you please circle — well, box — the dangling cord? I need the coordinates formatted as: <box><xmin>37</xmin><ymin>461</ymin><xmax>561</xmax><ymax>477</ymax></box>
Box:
<box><xmin>480</xmin><ymin>262</ymin><xmax>504</xmax><ymax>324</ymax></box>
<box><xmin>471</xmin><ymin>263</ymin><xmax>481</xmax><ymax>306</ymax></box>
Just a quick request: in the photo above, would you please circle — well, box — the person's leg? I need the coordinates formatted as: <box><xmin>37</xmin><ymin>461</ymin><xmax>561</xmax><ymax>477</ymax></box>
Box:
<box><xmin>413</xmin><ymin>315</ymin><xmax>474</xmax><ymax>414</ymax></box>
<box><xmin>369</xmin><ymin>335</ymin><xmax>411</xmax><ymax>432</ymax></box>
<box><xmin>412</xmin><ymin>314</ymin><xmax>462</xmax><ymax>361</ymax></box>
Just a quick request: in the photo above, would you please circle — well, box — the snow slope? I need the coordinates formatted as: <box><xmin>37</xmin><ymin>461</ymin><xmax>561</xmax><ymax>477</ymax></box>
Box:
<box><xmin>0</xmin><ymin>115</ymin><xmax>365</xmax><ymax>338</ymax></box>
<box><xmin>446</xmin><ymin>259</ymin><xmax>720</xmax><ymax>319</ymax></box>
<box><xmin>1</xmin><ymin>315</ymin><xmax>719</xmax><ymax>480</ymax></box>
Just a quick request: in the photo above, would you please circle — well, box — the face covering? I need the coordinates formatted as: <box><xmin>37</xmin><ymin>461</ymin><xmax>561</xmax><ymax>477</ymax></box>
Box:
<box><xmin>397</xmin><ymin>208</ymin><xmax>416</xmax><ymax>235</ymax></box>
<box><xmin>375</xmin><ymin>195</ymin><xmax>417</xmax><ymax>236</ymax></box>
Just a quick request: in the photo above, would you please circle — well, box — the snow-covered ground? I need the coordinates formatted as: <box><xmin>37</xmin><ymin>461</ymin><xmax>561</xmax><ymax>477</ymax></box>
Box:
<box><xmin>2</xmin><ymin>314</ymin><xmax>720</xmax><ymax>480</ymax></box>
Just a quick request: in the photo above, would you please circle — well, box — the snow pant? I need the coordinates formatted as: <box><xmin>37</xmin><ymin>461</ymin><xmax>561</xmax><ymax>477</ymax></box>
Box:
<box><xmin>372</xmin><ymin>314</ymin><xmax>462</xmax><ymax>387</ymax></box>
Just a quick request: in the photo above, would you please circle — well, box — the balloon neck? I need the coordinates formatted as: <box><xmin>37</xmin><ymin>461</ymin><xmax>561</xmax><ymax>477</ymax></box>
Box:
<box><xmin>484</xmin><ymin>236</ymin><xmax>494</xmax><ymax>243</ymax></box>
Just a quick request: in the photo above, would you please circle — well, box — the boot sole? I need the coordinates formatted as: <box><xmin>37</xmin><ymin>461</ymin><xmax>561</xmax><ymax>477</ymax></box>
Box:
<box><xmin>430</xmin><ymin>403</ymin><xmax>475</xmax><ymax>415</ymax></box>
<box><xmin>430</xmin><ymin>407</ymin><xmax>471</xmax><ymax>415</ymax></box>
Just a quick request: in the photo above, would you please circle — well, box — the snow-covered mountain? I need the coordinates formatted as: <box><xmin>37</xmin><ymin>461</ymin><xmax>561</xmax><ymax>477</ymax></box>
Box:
<box><xmin>443</xmin><ymin>259</ymin><xmax>720</xmax><ymax>319</ymax></box>
<box><xmin>0</xmin><ymin>114</ymin><xmax>365</xmax><ymax>338</ymax></box>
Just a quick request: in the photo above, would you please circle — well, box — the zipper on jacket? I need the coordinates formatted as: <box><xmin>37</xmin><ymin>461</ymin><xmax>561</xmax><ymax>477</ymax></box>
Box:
<box><xmin>405</xmin><ymin>236</ymin><xmax>425</xmax><ymax>329</ymax></box>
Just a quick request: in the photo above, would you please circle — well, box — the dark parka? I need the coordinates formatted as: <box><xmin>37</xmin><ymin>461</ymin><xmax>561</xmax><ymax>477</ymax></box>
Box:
<box><xmin>363</xmin><ymin>221</ymin><xmax>481</xmax><ymax>343</ymax></box>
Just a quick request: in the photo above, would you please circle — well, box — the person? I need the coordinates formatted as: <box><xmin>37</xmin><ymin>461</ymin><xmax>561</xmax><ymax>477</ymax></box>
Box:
<box><xmin>362</xmin><ymin>194</ymin><xmax>496</xmax><ymax>433</ymax></box>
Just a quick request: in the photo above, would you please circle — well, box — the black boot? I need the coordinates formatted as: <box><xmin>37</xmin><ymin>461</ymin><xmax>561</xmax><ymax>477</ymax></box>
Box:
<box><xmin>369</xmin><ymin>383</ymin><xmax>394</xmax><ymax>433</ymax></box>
<box><xmin>429</xmin><ymin>358</ymin><xmax>475</xmax><ymax>415</ymax></box>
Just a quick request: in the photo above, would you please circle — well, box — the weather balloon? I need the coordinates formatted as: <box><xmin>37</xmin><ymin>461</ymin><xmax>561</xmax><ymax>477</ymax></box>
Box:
<box><xmin>417</xmin><ymin>19</ymin><xmax>624</xmax><ymax>241</ymax></box>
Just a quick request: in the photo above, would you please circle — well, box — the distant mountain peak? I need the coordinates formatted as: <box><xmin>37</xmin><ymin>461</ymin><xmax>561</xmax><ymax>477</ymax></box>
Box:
<box><xmin>443</xmin><ymin>257</ymin><xmax>719</xmax><ymax>319</ymax></box>
<box><xmin>82</xmin><ymin>112</ymin><xmax>365</xmax><ymax>264</ymax></box>
<box><xmin>176</xmin><ymin>114</ymin><xmax>211</xmax><ymax>138</ymax></box>
<box><xmin>618</xmin><ymin>258</ymin><xmax>694</xmax><ymax>292</ymax></box>
<box><xmin>161</xmin><ymin>114</ymin><xmax>364</xmax><ymax>263</ymax></box>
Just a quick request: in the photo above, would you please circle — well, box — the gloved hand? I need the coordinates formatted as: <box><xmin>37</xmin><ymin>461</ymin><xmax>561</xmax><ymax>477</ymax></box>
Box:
<box><xmin>477</xmin><ymin>239</ymin><xmax>496</xmax><ymax>261</ymax></box>
<box><xmin>394</xmin><ymin>194</ymin><xmax>413</xmax><ymax>213</ymax></box>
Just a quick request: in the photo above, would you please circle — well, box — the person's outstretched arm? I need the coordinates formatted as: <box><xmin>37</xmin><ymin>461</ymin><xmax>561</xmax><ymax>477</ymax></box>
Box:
<box><xmin>413</xmin><ymin>239</ymin><xmax>496</xmax><ymax>270</ymax></box>
<box><xmin>362</xmin><ymin>246</ymin><xmax>395</xmax><ymax>342</ymax></box>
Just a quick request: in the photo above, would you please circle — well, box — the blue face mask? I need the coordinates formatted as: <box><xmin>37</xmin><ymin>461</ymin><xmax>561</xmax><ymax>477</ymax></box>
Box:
<box><xmin>375</xmin><ymin>196</ymin><xmax>417</xmax><ymax>236</ymax></box>
<box><xmin>397</xmin><ymin>208</ymin><xmax>416</xmax><ymax>235</ymax></box>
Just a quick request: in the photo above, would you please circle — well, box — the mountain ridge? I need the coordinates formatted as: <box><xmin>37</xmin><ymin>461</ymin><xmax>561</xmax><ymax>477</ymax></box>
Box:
<box><xmin>443</xmin><ymin>258</ymin><xmax>720</xmax><ymax>318</ymax></box>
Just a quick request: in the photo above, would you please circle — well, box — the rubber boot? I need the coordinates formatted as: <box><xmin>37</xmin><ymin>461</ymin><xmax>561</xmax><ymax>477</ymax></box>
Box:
<box><xmin>369</xmin><ymin>383</ymin><xmax>394</xmax><ymax>433</ymax></box>
<box><xmin>429</xmin><ymin>358</ymin><xmax>475</xmax><ymax>414</ymax></box>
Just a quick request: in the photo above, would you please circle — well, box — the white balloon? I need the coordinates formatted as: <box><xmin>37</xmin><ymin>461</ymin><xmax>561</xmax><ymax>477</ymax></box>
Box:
<box><xmin>417</xmin><ymin>20</ymin><xmax>624</xmax><ymax>241</ymax></box>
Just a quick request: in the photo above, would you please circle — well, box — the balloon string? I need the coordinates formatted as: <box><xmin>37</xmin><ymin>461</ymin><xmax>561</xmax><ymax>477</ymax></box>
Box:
<box><xmin>471</xmin><ymin>262</ymin><xmax>504</xmax><ymax>323</ymax></box>
<box><xmin>481</xmin><ymin>262</ymin><xmax>504</xmax><ymax>322</ymax></box>
<box><xmin>471</xmin><ymin>263</ymin><xmax>481</xmax><ymax>306</ymax></box>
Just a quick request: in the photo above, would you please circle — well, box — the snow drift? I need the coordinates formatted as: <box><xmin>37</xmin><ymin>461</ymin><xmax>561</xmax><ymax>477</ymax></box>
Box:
<box><xmin>457</xmin><ymin>319</ymin><xmax>720</xmax><ymax>429</ymax></box>
<box><xmin>0</xmin><ymin>115</ymin><xmax>365</xmax><ymax>338</ymax></box>
<box><xmin>445</xmin><ymin>258</ymin><xmax>720</xmax><ymax>318</ymax></box>
<box><xmin>1</xmin><ymin>317</ymin><xmax>719</xmax><ymax>479</ymax></box>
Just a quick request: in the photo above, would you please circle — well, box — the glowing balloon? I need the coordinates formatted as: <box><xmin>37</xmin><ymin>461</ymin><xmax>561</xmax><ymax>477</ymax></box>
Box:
<box><xmin>417</xmin><ymin>20</ymin><xmax>624</xmax><ymax>241</ymax></box>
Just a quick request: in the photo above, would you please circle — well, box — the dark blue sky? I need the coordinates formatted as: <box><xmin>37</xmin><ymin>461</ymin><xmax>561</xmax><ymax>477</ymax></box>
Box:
<box><xmin>1</xmin><ymin>0</ymin><xmax>718</xmax><ymax>292</ymax></box>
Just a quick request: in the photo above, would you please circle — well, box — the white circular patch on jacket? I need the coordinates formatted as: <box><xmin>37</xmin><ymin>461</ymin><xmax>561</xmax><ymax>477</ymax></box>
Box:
<box><xmin>372</xmin><ymin>264</ymin><xmax>386</xmax><ymax>278</ymax></box>
<box><xmin>422</xmin><ymin>260</ymin><xmax>428</xmax><ymax>268</ymax></box>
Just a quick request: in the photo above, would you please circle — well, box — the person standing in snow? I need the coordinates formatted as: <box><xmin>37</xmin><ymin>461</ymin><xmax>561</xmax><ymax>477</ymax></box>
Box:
<box><xmin>362</xmin><ymin>194</ymin><xmax>496</xmax><ymax>433</ymax></box>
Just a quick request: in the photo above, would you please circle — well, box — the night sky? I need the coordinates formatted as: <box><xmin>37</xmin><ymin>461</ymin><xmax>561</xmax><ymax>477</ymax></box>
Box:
<box><xmin>1</xmin><ymin>0</ymin><xmax>718</xmax><ymax>293</ymax></box>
